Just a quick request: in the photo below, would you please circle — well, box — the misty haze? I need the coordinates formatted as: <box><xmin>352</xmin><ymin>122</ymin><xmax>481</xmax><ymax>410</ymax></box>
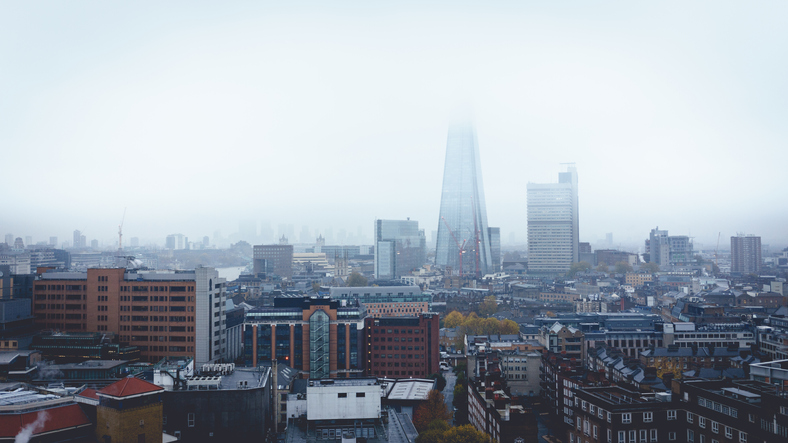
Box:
<box><xmin>2</xmin><ymin>2</ymin><xmax>788</xmax><ymax>443</ymax></box>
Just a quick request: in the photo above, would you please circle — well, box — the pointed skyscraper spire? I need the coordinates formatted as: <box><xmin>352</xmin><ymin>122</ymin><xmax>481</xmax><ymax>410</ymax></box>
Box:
<box><xmin>436</xmin><ymin>123</ymin><xmax>493</xmax><ymax>277</ymax></box>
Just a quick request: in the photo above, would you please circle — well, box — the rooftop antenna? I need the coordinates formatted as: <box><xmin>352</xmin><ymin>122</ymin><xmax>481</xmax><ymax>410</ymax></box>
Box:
<box><xmin>118</xmin><ymin>207</ymin><xmax>126</xmax><ymax>252</ymax></box>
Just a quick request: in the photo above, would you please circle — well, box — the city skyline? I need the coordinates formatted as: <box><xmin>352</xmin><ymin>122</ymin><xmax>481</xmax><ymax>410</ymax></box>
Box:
<box><xmin>3</xmin><ymin>2</ymin><xmax>788</xmax><ymax>249</ymax></box>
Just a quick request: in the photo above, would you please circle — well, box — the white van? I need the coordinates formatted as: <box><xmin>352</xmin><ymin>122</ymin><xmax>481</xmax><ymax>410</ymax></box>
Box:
<box><xmin>440</xmin><ymin>361</ymin><xmax>450</xmax><ymax>371</ymax></box>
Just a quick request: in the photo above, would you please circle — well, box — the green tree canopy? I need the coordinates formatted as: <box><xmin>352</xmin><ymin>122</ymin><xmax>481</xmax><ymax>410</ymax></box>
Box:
<box><xmin>568</xmin><ymin>261</ymin><xmax>592</xmax><ymax>277</ymax></box>
<box><xmin>614</xmin><ymin>261</ymin><xmax>634</xmax><ymax>274</ymax></box>
<box><xmin>639</xmin><ymin>262</ymin><xmax>659</xmax><ymax>273</ymax></box>
<box><xmin>346</xmin><ymin>271</ymin><xmax>368</xmax><ymax>287</ymax></box>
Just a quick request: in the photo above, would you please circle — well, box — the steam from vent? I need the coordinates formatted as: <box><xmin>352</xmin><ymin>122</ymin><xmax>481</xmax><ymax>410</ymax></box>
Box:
<box><xmin>15</xmin><ymin>410</ymin><xmax>48</xmax><ymax>443</ymax></box>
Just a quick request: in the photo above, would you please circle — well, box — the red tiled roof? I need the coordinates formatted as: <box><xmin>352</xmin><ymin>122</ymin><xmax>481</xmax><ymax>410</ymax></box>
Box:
<box><xmin>77</xmin><ymin>388</ymin><xmax>99</xmax><ymax>400</ymax></box>
<box><xmin>98</xmin><ymin>377</ymin><xmax>163</xmax><ymax>398</ymax></box>
<box><xmin>0</xmin><ymin>404</ymin><xmax>91</xmax><ymax>438</ymax></box>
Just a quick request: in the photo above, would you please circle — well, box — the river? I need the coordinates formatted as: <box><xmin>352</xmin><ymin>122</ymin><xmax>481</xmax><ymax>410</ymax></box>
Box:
<box><xmin>216</xmin><ymin>266</ymin><xmax>247</xmax><ymax>282</ymax></box>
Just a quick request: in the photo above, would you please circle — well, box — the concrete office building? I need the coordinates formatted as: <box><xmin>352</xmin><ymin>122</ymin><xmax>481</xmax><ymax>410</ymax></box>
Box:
<box><xmin>373</xmin><ymin>219</ymin><xmax>426</xmax><ymax>280</ymax></box>
<box><xmin>731</xmin><ymin>234</ymin><xmax>762</xmax><ymax>274</ymax></box>
<box><xmin>435</xmin><ymin>123</ymin><xmax>494</xmax><ymax>277</ymax></box>
<box><xmin>488</xmin><ymin>227</ymin><xmax>501</xmax><ymax>273</ymax></box>
<box><xmin>646</xmin><ymin>227</ymin><xmax>693</xmax><ymax>267</ymax></box>
<box><xmin>527</xmin><ymin>165</ymin><xmax>579</xmax><ymax>274</ymax></box>
<box><xmin>253</xmin><ymin>244</ymin><xmax>293</xmax><ymax>278</ymax></box>
<box><xmin>32</xmin><ymin>267</ymin><xmax>228</xmax><ymax>365</ymax></box>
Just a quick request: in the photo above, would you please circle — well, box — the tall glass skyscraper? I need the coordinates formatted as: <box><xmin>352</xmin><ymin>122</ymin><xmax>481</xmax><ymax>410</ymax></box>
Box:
<box><xmin>435</xmin><ymin>123</ymin><xmax>493</xmax><ymax>277</ymax></box>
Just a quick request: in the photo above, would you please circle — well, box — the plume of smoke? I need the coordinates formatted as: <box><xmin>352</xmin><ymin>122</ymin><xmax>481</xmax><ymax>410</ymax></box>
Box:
<box><xmin>15</xmin><ymin>410</ymin><xmax>48</xmax><ymax>443</ymax></box>
<box><xmin>36</xmin><ymin>361</ymin><xmax>64</xmax><ymax>380</ymax></box>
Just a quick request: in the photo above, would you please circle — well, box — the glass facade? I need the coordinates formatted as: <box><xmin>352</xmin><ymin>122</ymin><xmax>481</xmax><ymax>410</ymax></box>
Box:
<box><xmin>309</xmin><ymin>309</ymin><xmax>330</xmax><ymax>379</ymax></box>
<box><xmin>374</xmin><ymin>219</ymin><xmax>427</xmax><ymax>279</ymax></box>
<box><xmin>435</xmin><ymin>123</ymin><xmax>493</xmax><ymax>277</ymax></box>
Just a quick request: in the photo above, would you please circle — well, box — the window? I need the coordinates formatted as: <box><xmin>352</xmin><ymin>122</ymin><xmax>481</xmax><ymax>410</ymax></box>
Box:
<box><xmin>650</xmin><ymin>429</ymin><xmax>657</xmax><ymax>442</ymax></box>
<box><xmin>187</xmin><ymin>413</ymin><xmax>195</xmax><ymax>427</ymax></box>
<box><xmin>711</xmin><ymin>422</ymin><xmax>718</xmax><ymax>434</ymax></box>
<box><xmin>644</xmin><ymin>412</ymin><xmax>653</xmax><ymax>423</ymax></box>
<box><xmin>618</xmin><ymin>431</ymin><xmax>626</xmax><ymax>443</ymax></box>
<box><xmin>608</xmin><ymin>412</ymin><xmax>612</xmax><ymax>423</ymax></box>
<box><xmin>608</xmin><ymin>429</ymin><xmax>612</xmax><ymax>443</ymax></box>
<box><xmin>356</xmin><ymin>392</ymin><xmax>365</xmax><ymax>397</ymax></box>
<box><xmin>699</xmin><ymin>417</ymin><xmax>706</xmax><ymax>428</ymax></box>
<box><xmin>338</xmin><ymin>393</ymin><xmax>347</xmax><ymax>398</ymax></box>
<box><xmin>687</xmin><ymin>412</ymin><xmax>693</xmax><ymax>423</ymax></box>
<box><xmin>725</xmin><ymin>427</ymin><xmax>732</xmax><ymax>439</ymax></box>
<box><xmin>629</xmin><ymin>430</ymin><xmax>636</xmax><ymax>443</ymax></box>
<box><xmin>739</xmin><ymin>432</ymin><xmax>747</xmax><ymax>443</ymax></box>
<box><xmin>599</xmin><ymin>408</ymin><xmax>605</xmax><ymax>419</ymax></box>
<box><xmin>667</xmin><ymin>410</ymin><xmax>676</xmax><ymax>420</ymax></box>
<box><xmin>640</xmin><ymin>430</ymin><xmax>647</xmax><ymax>442</ymax></box>
<box><xmin>622</xmin><ymin>413</ymin><xmax>632</xmax><ymax>424</ymax></box>
<box><xmin>594</xmin><ymin>425</ymin><xmax>598</xmax><ymax>438</ymax></box>
<box><xmin>687</xmin><ymin>430</ymin><xmax>694</xmax><ymax>442</ymax></box>
<box><xmin>668</xmin><ymin>432</ymin><xmax>676</xmax><ymax>441</ymax></box>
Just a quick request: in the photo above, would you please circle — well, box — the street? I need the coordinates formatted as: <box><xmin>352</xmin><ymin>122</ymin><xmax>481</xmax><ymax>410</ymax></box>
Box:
<box><xmin>442</xmin><ymin>370</ymin><xmax>457</xmax><ymax>421</ymax></box>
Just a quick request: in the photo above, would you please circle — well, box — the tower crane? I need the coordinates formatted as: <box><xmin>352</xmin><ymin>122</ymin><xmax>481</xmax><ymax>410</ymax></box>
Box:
<box><xmin>118</xmin><ymin>207</ymin><xmax>126</xmax><ymax>252</ymax></box>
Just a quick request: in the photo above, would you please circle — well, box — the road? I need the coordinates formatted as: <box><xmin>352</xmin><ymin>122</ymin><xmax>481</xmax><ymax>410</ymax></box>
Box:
<box><xmin>442</xmin><ymin>370</ymin><xmax>457</xmax><ymax>421</ymax></box>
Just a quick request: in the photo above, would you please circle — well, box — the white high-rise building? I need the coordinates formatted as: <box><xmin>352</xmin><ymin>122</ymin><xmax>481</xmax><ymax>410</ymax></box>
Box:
<box><xmin>527</xmin><ymin>165</ymin><xmax>579</xmax><ymax>274</ymax></box>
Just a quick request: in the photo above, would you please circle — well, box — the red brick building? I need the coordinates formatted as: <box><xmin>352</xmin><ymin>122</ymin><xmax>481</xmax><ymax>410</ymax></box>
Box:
<box><xmin>364</xmin><ymin>313</ymin><xmax>439</xmax><ymax>378</ymax></box>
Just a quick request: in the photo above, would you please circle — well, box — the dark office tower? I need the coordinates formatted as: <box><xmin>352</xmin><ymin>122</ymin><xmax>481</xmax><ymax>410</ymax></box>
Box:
<box><xmin>435</xmin><ymin>123</ymin><xmax>493</xmax><ymax>277</ymax></box>
<box><xmin>488</xmin><ymin>227</ymin><xmax>501</xmax><ymax>273</ymax></box>
<box><xmin>374</xmin><ymin>219</ymin><xmax>427</xmax><ymax>280</ymax></box>
<box><xmin>731</xmin><ymin>234</ymin><xmax>761</xmax><ymax>274</ymax></box>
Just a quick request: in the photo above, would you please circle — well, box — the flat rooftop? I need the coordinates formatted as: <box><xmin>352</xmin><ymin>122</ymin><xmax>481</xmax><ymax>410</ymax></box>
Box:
<box><xmin>308</xmin><ymin>378</ymin><xmax>379</xmax><ymax>388</ymax></box>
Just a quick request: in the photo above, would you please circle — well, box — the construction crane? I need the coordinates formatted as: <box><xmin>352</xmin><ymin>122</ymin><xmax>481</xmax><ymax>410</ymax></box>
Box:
<box><xmin>441</xmin><ymin>217</ymin><xmax>466</xmax><ymax>277</ymax></box>
<box><xmin>118</xmin><ymin>207</ymin><xmax>126</xmax><ymax>252</ymax></box>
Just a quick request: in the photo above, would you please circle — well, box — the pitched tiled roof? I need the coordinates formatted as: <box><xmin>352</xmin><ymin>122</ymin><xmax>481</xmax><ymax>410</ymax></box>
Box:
<box><xmin>77</xmin><ymin>388</ymin><xmax>99</xmax><ymax>400</ymax></box>
<box><xmin>98</xmin><ymin>377</ymin><xmax>163</xmax><ymax>398</ymax></box>
<box><xmin>0</xmin><ymin>404</ymin><xmax>91</xmax><ymax>438</ymax></box>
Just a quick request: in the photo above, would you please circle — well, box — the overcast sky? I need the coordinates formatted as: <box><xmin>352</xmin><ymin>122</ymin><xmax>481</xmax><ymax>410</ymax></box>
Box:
<box><xmin>2</xmin><ymin>1</ymin><xmax>787</xmax><ymax>251</ymax></box>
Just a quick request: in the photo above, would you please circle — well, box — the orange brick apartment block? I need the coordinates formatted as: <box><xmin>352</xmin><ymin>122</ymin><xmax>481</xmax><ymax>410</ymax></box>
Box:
<box><xmin>33</xmin><ymin>267</ymin><xmax>227</xmax><ymax>364</ymax></box>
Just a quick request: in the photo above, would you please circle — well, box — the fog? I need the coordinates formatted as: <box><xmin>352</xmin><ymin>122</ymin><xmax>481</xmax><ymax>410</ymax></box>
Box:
<box><xmin>2</xmin><ymin>1</ymin><xmax>787</xmax><ymax>250</ymax></box>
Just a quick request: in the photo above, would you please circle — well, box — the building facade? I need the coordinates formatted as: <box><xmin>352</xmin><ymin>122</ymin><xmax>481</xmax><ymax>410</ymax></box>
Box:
<box><xmin>731</xmin><ymin>235</ymin><xmax>762</xmax><ymax>274</ymax></box>
<box><xmin>363</xmin><ymin>314</ymin><xmax>439</xmax><ymax>378</ymax></box>
<box><xmin>32</xmin><ymin>267</ymin><xmax>227</xmax><ymax>365</ymax></box>
<box><xmin>253</xmin><ymin>244</ymin><xmax>294</xmax><ymax>278</ymax></box>
<box><xmin>243</xmin><ymin>296</ymin><xmax>365</xmax><ymax>378</ymax></box>
<box><xmin>373</xmin><ymin>219</ymin><xmax>426</xmax><ymax>280</ymax></box>
<box><xmin>527</xmin><ymin>165</ymin><xmax>579</xmax><ymax>275</ymax></box>
<box><xmin>329</xmin><ymin>286</ymin><xmax>429</xmax><ymax>318</ymax></box>
<box><xmin>435</xmin><ymin>123</ymin><xmax>494</xmax><ymax>277</ymax></box>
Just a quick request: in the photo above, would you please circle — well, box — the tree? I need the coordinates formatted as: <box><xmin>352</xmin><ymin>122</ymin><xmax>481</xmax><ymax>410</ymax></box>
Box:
<box><xmin>444</xmin><ymin>310</ymin><xmax>464</xmax><ymax>328</ymax></box>
<box><xmin>477</xmin><ymin>295</ymin><xmax>498</xmax><ymax>317</ymax></box>
<box><xmin>596</xmin><ymin>263</ymin><xmax>609</xmax><ymax>272</ymax></box>
<box><xmin>568</xmin><ymin>261</ymin><xmax>592</xmax><ymax>277</ymax></box>
<box><xmin>415</xmin><ymin>420</ymin><xmax>450</xmax><ymax>443</ymax></box>
<box><xmin>429</xmin><ymin>372</ymin><xmax>447</xmax><ymax>391</ymax></box>
<box><xmin>412</xmin><ymin>390</ymin><xmax>453</xmax><ymax>432</ymax></box>
<box><xmin>452</xmin><ymin>384</ymin><xmax>469</xmax><ymax>425</ymax></box>
<box><xmin>311</xmin><ymin>282</ymin><xmax>322</xmax><ymax>293</ymax></box>
<box><xmin>443</xmin><ymin>425</ymin><xmax>491</xmax><ymax>443</ymax></box>
<box><xmin>614</xmin><ymin>261</ymin><xmax>634</xmax><ymax>274</ymax></box>
<box><xmin>500</xmin><ymin>319</ymin><xmax>520</xmax><ymax>335</ymax></box>
<box><xmin>479</xmin><ymin>317</ymin><xmax>500</xmax><ymax>335</ymax></box>
<box><xmin>347</xmin><ymin>272</ymin><xmax>368</xmax><ymax>287</ymax></box>
<box><xmin>640</xmin><ymin>262</ymin><xmax>659</xmax><ymax>273</ymax></box>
